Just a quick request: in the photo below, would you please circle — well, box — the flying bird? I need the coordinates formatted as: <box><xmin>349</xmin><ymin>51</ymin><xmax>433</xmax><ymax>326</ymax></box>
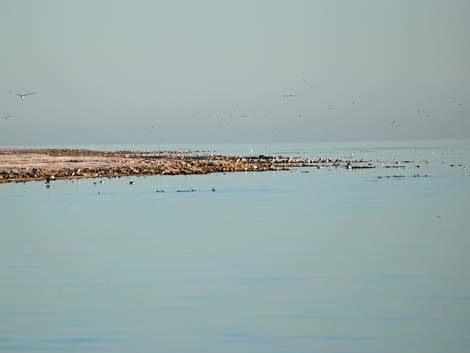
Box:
<box><xmin>9</xmin><ymin>91</ymin><xmax>38</xmax><ymax>99</ymax></box>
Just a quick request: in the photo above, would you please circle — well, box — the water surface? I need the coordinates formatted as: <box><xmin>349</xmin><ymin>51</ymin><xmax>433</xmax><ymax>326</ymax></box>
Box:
<box><xmin>1</xmin><ymin>140</ymin><xmax>470</xmax><ymax>353</ymax></box>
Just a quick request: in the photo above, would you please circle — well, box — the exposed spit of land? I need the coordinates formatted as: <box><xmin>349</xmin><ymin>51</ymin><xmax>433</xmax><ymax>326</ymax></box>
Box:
<box><xmin>0</xmin><ymin>148</ymin><xmax>458</xmax><ymax>184</ymax></box>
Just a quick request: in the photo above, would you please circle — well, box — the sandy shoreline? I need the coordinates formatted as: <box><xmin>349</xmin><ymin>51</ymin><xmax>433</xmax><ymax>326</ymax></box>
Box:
<box><xmin>0</xmin><ymin>148</ymin><xmax>332</xmax><ymax>183</ymax></box>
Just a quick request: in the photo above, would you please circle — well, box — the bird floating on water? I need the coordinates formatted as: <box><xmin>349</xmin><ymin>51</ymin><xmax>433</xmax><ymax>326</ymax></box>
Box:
<box><xmin>9</xmin><ymin>91</ymin><xmax>38</xmax><ymax>99</ymax></box>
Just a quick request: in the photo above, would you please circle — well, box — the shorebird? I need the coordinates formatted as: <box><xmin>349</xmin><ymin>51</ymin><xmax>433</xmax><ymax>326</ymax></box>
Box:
<box><xmin>9</xmin><ymin>91</ymin><xmax>37</xmax><ymax>99</ymax></box>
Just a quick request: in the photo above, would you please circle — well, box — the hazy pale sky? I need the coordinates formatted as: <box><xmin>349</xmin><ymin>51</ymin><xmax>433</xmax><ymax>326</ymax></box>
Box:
<box><xmin>1</xmin><ymin>0</ymin><xmax>469</xmax><ymax>145</ymax></box>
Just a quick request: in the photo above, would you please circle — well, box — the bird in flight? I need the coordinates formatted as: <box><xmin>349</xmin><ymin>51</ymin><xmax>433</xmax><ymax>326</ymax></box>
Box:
<box><xmin>9</xmin><ymin>91</ymin><xmax>38</xmax><ymax>99</ymax></box>
<box><xmin>3</xmin><ymin>115</ymin><xmax>12</xmax><ymax>120</ymax></box>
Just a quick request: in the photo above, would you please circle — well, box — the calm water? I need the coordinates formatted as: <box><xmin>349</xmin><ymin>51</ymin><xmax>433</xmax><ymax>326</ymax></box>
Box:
<box><xmin>1</xmin><ymin>140</ymin><xmax>470</xmax><ymax>353</ymax></box>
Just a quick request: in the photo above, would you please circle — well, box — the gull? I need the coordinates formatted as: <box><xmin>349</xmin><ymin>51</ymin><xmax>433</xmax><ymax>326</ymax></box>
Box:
<box><xmin>9</xmin><ymin>91</ymin><xmax>37</xmax><ymax>99</ymax></box>
<box><xmin>3</xmin><ymin>115</ymin><xmax>12</xmax><ymax>120</ymax></box>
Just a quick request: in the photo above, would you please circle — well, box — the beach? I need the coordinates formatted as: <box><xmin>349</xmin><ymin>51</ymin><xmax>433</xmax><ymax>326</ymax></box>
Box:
<box><xmin>0</xmin><ymin>148</ymin><xmax>383</xmax><ymax>183</ymax></box>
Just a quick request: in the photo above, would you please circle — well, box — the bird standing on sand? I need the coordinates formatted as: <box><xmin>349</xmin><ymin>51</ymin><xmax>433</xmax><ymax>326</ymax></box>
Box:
<box><xmin>9</xmin><ymin>91</ymin><xmax>37</xmax><ymax>99</ymax></box>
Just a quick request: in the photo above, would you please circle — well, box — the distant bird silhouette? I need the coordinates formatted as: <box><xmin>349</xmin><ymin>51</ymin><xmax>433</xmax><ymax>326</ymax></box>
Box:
<box><xmin>283</xmin><ymin>94</ymin><xmax>294</xmax><ymax>98</ymax></box>
<box><xmin>2</xmin><ymin>115</ymin><xmax>12</xmax><ymax>120</ymax></box>
<box><xmin>9</xmin><ymin>91</ymin><xmax>37</xmax><ymax>99</ymax></box>
<box><xmin>390</xmin><ymin>120</ymin><xmax>396</xmax><ymax>124</ymax></box>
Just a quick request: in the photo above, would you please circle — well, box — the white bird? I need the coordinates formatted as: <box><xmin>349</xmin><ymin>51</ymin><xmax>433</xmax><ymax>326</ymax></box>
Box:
<box><xmin>9</xmin><ymin>91</ymin><xmax>37</xmax><ymax>99</ymax></box>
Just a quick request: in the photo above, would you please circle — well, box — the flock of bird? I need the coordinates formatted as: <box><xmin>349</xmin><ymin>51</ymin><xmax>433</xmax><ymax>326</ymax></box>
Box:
<box><xmin>2</xmin><ymin>91</ymin><xmax>38</xmax><ymax>121</ymax></box>
<box><xmin>191</xmin><ymin>78</ymin><xmax>465</xmax><ymax>130</ymax></box>
<box><xmin>1</xmin><ymin>84</ymin><xmax>465</xmax><ymax>129</ymax></box>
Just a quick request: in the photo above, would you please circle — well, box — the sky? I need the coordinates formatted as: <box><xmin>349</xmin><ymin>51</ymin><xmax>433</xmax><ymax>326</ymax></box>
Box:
<box><xmin>0</xmin><ymin>0</ymin><xmax>469</xmax><ymax>145</ymax></box>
